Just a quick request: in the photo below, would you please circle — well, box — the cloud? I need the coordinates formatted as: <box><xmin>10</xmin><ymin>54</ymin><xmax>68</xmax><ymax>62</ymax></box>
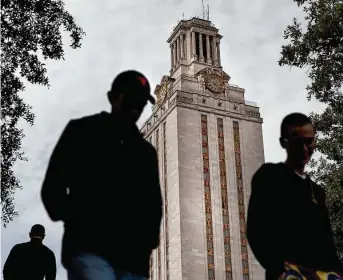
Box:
<box><xmin>1</xmin><ymin>0</ymin><xmax>323</xmax><ymax>279</ymax></box>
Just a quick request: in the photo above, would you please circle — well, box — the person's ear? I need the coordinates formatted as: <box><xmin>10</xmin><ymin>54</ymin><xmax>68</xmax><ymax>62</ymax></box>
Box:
<box><xmin>280</xmin><ymin>137</ymin><xmax>286</xmax><ymax>149</ymax></box>
<box><xmin>108</xmin><ymin>91</ymin><xmax>124</xmax><ymax>105</ymax></box>
<box><xmin>107</xmin><ymin>91</ymin><xmax>112</xmax><ymax>103</ymax></box>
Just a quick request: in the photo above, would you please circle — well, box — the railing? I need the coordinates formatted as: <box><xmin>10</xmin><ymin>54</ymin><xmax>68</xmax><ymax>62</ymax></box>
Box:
<box><xmin>245</xmin><ymin>100</ymin><xmax>258</xmax><ymax>107</ymax></box>
<box><xmin>173</xmin><ymin>16</ymin><xmax>215</xmax><ymax>30</ymax></box>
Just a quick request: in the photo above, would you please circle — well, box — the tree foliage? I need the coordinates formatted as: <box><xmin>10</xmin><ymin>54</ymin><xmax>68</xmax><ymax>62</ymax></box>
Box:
<box><xmin>1</xmin><ymin>0</ymin><xmax>85</xmax><ymax>227</ymax></box>
<box><xmin>279</xmin><ymin>0</ymin><xmax>343</xmax><ymax>264</ymax></box>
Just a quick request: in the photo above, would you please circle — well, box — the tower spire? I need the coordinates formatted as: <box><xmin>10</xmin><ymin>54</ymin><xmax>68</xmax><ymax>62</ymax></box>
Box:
<box><xmin>202</xmin><ymin>0</ymin><xmax>205</xmax><ymax>19</ymax></box>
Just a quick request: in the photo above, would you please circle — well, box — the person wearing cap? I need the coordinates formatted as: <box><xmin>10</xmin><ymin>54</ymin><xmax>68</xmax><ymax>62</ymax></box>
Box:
<box><xmin>41</xmin><ymin>70</ymin><xmax>162</xmax><ymax>280</ymax></box>
<box><xmin>3</xmin><ymin>224</ymin><xmax>56</xmax><ymax>280</ymax></box>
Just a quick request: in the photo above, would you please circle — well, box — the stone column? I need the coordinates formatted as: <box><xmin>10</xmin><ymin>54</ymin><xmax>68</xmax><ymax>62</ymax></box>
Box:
<box><xmin>217</xmin><ymin>39</ymin><xmax>221</xmax><ymax>66</ymax></box>
<box><xmin>206</xmin><ymin>34</ymin><xmax>211</xmax><ymax>64</ymax></box>
<box><xmin>199</xmin><ymin>33</ymin><xmax>204</xmax><ymax>62</ymax></box>
<box><xmin>191</xmin><ymin>31</ymin><xmax>196</xmax><ymax>59</ymax></box>
<box><xmin>212</xmin><ymin>36</ymin><xmax>218</xmax><ymax>65</ymax></box>
<box><xmin>172</xmin><ymin>42</ymin><xmax>177</xmax><ymax>69</ymax></box>
<box><xmin>186</xmin><ymin>31</ymin><xmax>192</xmax><ymax>61</ymax></box>
<box><xmin>170</xmin><ymin>45</ymin><xmax>174</xmax><ymax>69</ymax></box>
<box><xmin>180</xmin><ymin>34</ymin><xmax>184</xmax><ymax>59</ymax></box>
<box><xmin>176</xmin><ymin>37</ymin><xmax>180</xmax><ymax>62</ymax></box>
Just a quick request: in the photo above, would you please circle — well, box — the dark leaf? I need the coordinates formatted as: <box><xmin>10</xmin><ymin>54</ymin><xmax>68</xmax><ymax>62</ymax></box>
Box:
<box><xmin>1</xmin><ymin>0</ymin><xmax>85</xmax><ymax>227</ymax></box>
<box><xmin>279</xmin><ymin>0</ymin><xmax>343</xmax><ymax>264</ymax></box>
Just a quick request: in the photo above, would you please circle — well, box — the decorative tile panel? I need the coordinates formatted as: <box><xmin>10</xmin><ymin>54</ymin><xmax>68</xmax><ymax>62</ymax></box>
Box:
<box><xmin>233</xmin><ymin>121</ymin><xmax>250</xmax><ymax>279</ymax></box>
<box><xmin>201</xmin><ymin>114</ymin><xmax>216</xmax><ymax>280</ymax></box>
<box><xmin>156</xmin><ymin>129</ymin><xmax>162</xmax><ymax>279</ymax></box>
<box><xmin>217</xmin><ymin>118</ymin><xmax>233</xmax><ymax>280</ymax></box>
<box><xmin>163</xmin><ymin>123</ymin><xmax>170</xmax><ymax>280</ymax></box>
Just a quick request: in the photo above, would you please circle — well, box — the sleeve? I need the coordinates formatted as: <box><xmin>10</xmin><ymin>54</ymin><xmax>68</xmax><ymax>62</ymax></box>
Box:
<box><xmin>246</xmin><ymin>164</ymin><xmax>285</xmax><ymax>276</ymax></box>
<box><xmin>41</xmin><ymin>121</ymin><xmax>75</xmax><ymax>222</ymax></box>
<box><xmin>45</xmin><ymin>251</ymin><xmax>57</xmax><ymax>280</ymax></box>
<box><xmin>147</xmin><ymin>147</ymin><xmax>163</xmax><ymax>249</ymax></box>
<box><xmin>3</xmin><ymin>245</ymin><xmax>19</xmax><ymax>280</ymax></box>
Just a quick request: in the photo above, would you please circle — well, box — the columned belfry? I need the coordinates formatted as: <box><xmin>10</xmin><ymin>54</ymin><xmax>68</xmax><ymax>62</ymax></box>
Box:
<box><xmin>141</xmin><ymin>17</ymin><xmax>265</xmax><ymax>280</ymax></box>
<box><xmin>168</xmin><ymin>18</ymin><xmax>222</xmax><ymax>75</ymax></box>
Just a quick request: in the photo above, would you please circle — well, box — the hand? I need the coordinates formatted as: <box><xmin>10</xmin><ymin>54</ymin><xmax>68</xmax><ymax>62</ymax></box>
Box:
<box><xmin>278</xmin><ymin>272</ymin><xmax>287</xmax><ymax>280</ymax></box>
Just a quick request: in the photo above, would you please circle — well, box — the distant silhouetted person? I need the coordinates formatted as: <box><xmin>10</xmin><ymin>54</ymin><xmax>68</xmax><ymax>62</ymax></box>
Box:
<box><xmin>247</xmin><ymin>113</ymin><xmax>343</xmax><ymax>279</ymax></box>
<box><xmin>41</xmin><ymin>70</ymin><xmax>162</xmax><ymax>280</ymax></box>
<box><xmin>3</xmin><ymin>224</ymin><xmax>56</xmax><ymax>280</ymax></box>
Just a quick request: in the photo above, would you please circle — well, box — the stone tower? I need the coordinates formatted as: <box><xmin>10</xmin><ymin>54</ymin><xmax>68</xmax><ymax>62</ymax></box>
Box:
<box><xmin>140</xmin><ymin>17</ymin><xmax>265</xmax><ymax>280</ymax></box>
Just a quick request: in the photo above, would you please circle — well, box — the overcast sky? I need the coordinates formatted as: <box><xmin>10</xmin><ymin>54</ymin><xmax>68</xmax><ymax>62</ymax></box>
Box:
<box><xmin>1</xmin><ymin>0</ymin><xmax>325</xmax><ymax>279</ymax></box>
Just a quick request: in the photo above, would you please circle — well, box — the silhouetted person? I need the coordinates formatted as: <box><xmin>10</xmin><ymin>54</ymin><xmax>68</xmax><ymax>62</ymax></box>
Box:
<box><xmin>41</xmin><ymin>70</ymin><xmax>162</xmax><ymax>280</ymax></box>
<box><xmin>3</xmin><ymin>224</ymin><xmax>56</xmax><ymax>280</ymax></box>
<box><xmin>247</xmin><ymin>113</ymin><xmax>343</xmax><ymax>279</ymax></box>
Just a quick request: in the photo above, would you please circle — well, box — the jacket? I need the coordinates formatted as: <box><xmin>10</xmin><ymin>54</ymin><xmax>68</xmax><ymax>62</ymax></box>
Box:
<box><xmin>3</xmin><ymin>240</ymin><xmax>56</xmax><ymax>280</ymax></box>
<box><xmin>247</xmin><ymin>163</ymin><xmax>342</xmax><ymax>279</ymax></box>
<box><xmin>41</xmin><ymin>112</ymin><xmax>163</xmax><ymax>278</ymax></box>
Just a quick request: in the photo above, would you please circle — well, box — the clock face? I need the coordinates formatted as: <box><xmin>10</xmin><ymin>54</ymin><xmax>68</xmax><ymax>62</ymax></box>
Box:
<box><xmin>157</xmin><ymin>83</ymin><xmax>168</xmax><ymax>105</ymax></box>
<box><xmin>206</xmin><ymin>74</ymin><xmax>224</xmax><ymax>93</ymax></box>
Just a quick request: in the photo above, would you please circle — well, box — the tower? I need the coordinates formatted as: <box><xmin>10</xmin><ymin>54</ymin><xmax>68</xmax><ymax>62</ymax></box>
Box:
<box><xmin>141</xmin><ymin>17</ymin><xmax>265</xmax><ymax>280</ymax></box>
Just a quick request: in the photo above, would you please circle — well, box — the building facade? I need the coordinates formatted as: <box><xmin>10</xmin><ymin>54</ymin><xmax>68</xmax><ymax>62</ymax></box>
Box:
<box><xmin>140</xmin><ymin>17</ymin><xmax>265</xmax><ymax>280</ymax></box>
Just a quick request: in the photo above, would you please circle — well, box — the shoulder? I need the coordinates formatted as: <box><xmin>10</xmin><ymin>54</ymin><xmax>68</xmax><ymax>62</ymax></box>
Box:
<box><xmin>253</xmin><ymin>162</ymin><xmax>283</xmax><ymax>179</ymax></box>
<box><xmin>142</xmin><ymin>140</ymin><xmax>157</xmax><ymax>158</ymax></box>
<box><xmin>11</xmin><ymin>242</ymin><xmax>29</xmax><ymax>252</ymax></box>
<box><xmin>14</xmin><ymin>241</ymin><xmax>29</xmax><ymax>248</ymax></box>
<box><xmin>69</xmin><ymin>112</ymin><xmax>105</xmax><ymax>128</ymax></box>
<box><xmin>251</xmin><ymin>163</ymin><xmax>285</xmax><ymax>195</ymax></box>
<box><xmin>145</xmin><ymin>140</ymin><xmax>156</xmax><ymax>153</ymax></box>
<box><xmin>310</xmin><ymin>180</ymin><xmax>326</xmax><ymax>203</ymax></box>
<box><xmin>137</xmin><ymin>137</ymin><xmax>158</xmax><ymax>168</ymax></box>
<box><xmin>311</xmin><ymin>180</ymin><xmax>325</xmax><ymax>193</ymax></box>
<box><xmin>62</xmin><ymin>112</ymin><xmax>107</xmax><ymax>138</ymax></box>
<box><xmin>257</xmin><ymin>162</ymin><xmax>277</xmax><ymax>172</ymax></box>
<box><xmin>42</xmin><ymin>245</ymin><xmax>55</xmax><ymax>258</ymax></box>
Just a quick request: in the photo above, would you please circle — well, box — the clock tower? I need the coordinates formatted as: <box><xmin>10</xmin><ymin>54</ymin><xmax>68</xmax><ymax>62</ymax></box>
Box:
<box><xmin>141</xmin><ymin>17</ymin><xmax>265</xmax><ymax>280</ymax></box>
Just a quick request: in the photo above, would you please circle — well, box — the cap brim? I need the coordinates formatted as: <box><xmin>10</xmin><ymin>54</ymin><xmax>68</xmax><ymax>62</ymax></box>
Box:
<box><xmin>148</xmin><ymin>95</ymin><xmax>156</xmax><ymax>105</ymax></box>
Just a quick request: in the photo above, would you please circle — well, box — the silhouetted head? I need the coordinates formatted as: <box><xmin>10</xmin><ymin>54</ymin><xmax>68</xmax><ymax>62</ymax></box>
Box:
<box><xmin>108</xmin><ymin>70</ymin><xmax>155</xmax><ymax>123</ymax></box>
<box><xmin>279</xmin><ymin>113</ymin><xmax>316</xmax><ymax>169</ymax></box>
<box><xmin>29</xmin><ymin>224</ymin><xmax>45</xmax><ymax>241</ymax></box>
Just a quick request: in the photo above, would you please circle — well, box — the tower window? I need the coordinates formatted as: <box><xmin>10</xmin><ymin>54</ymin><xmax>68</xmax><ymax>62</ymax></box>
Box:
<box><xmin>209</xmin><ymin>36</ymin><xmax>214</xmax><ymax>62</ymax></box>
<box><xmin>183</xmin><ymin>34</ymin><xmax>187</xmax><ymax>58</ymax></box>
<box><xmin>195</xmin><ymin>32</ymin><xmax>200</xmax><ymax>57</ymax></box>
<box><xmin>202</xmin><ymin>34</ymin><xmax>207</xmax><ymax>60</ymax></box>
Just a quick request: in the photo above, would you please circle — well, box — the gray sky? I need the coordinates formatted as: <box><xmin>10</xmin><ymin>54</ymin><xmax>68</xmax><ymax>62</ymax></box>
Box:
<box><xmin>1</xmin><ymin>0</ymin><xmax>325</xmax><ymax>279</ymax></box>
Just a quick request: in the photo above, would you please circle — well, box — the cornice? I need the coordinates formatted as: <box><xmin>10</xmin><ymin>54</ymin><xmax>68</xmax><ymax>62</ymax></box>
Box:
<box><xmin>140</xmin><ymin>90</ymin><xmax>262</xmax><ymax>137</ymax></box>
<box><xmin>167</xmin><ymin>18</ymin><xmax>219</xmax><ymax>43</ymax></box>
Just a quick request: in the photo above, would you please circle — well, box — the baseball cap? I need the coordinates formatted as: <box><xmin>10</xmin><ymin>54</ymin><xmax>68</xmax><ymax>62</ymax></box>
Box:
<box><xmin>110</xmin><ymin>70</ymin><xmax>155</xmax><ymax>105</ymax></box>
